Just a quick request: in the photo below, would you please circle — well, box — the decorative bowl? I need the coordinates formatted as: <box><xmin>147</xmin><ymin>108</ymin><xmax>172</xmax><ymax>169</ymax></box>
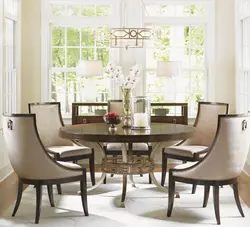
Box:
<box><xmin>103</xmin><ymin>112</ymin><xmax>122</xmax><ymax>132</ymax></box>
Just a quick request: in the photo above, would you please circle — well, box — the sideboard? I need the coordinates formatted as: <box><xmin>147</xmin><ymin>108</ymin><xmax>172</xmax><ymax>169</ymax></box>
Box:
<box><xmin>72</xmin><ymin>102</ymin><xmax>188</xmax><ymax>125</ymax></box>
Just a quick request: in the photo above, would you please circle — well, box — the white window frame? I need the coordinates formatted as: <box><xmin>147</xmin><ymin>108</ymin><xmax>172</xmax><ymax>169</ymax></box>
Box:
<box><xmin>0</xmin><ymin>1</ymin><xmax>3</xmax><ymax>128</ymax></box>
<box><xmin>3</xmin><ymin>0</ymin><xmax>21</xmax><ymax>114</ymax></box>
<box><xmin>141</xmin><ymin>0</ymin><xmax>215</xmax><ymax>116</ymax></box>
<box><xmin>41</xmin><ymin>0</ymin><xmax>121</xmax><ymax>118</ymax></box>
<box><xmin>236</xmin><ymin>0</ymin><xmax>250</xmax><ymax>114</ymax></box>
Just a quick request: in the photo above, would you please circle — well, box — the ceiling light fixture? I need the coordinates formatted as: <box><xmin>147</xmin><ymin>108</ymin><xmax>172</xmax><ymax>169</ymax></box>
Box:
<box><xmin>110</xmin><ymin>0</ymin><xmax>153</xmax><ymax>50</ymax></box>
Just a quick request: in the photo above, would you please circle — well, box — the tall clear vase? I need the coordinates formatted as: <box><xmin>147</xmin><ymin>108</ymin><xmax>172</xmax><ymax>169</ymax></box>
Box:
<box><xmin>122</xmin><ymin>88</ymin><xmax>132</xmax><ymax>128</ymax></box>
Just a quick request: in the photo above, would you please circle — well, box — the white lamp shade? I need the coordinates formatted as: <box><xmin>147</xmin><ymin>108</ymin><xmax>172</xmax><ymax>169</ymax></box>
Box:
<box><xmin>77</xmin><ymin>60</ymin><xmax>103</xmax><ymax>76</ymax></box>
<box><xmin>156</xmin><ymin>61</ymin><xmax>182</xmax><ymax>78</ymax></box>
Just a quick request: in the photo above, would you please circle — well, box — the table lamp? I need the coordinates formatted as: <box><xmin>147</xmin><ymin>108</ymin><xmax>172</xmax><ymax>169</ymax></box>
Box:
<box><xmin>77</xmin><ymin>60</ymin><xmax>103</xmax><ymax>102</ymax></box>
<box><xmin>157</xmin><ymin>61</ymin><xmax>182</xmax><ymax>78</ymax></box>
<box><xmin>156</xmin><ymin>61</ymin><xmax>182</xmax><ymax>102</ymax></box>
<box><xmin>77</xmin><ymin>60</ymin><xmax>103</xmax><ymax>77</ymax></box>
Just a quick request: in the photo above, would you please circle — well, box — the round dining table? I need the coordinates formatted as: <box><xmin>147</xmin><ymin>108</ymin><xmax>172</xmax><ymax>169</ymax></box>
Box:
<box><xmin>60</xmin><ymin>122</ymin><xmax>195</xmax><ymax>207</ymax></box>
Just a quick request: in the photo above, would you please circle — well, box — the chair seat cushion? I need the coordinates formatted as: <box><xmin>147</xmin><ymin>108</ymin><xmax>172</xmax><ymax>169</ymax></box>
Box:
<box><xmin>57</xmin><ymin>161</ymin><xmax>83</xmax><ymax>170</ymax></box>
<box><xmin>174</xmin><ymin>162</ymin><xmax>198</xmax><ymax>170</ymax></box>
<box><xmin>165</xmin><ymin>145</ymin><xmax>208</xmax><ymax>158</ymax></box>
<box><xmin>47</xmin><ymin>146</ymin><xmax>92</xmax><ymax>158</ymax></box>
<box><xmin>106</xmin><ymin>143</ymin><xmax>149</xmax><ymax>151</ymax></box>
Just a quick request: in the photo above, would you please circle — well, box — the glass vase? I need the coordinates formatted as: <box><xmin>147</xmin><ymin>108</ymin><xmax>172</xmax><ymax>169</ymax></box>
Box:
<box><xmin>122</xmin><ymin>88</ymin><xmax>132</xmax><ymax>128</ymax></box>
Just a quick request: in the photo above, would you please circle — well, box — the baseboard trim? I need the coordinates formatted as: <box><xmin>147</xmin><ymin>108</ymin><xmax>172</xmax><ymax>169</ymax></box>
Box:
<box><xmin>0</xmin><ymin>171</ymin><xmax>27</xmax><ymax>216</ymax></box>
<box><xmin>238</xmin><ymin>171</ymin><xmax>250</xmax><ymax>208</ymax></box>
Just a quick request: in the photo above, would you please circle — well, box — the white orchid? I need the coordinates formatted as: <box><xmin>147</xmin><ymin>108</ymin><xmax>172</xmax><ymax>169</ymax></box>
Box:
<box><xmin>106</xmin><ymin>62</ymin><xmax>141</xmax><ymax>90</ymax></box>
<box><xmin>106</xmin><ymin>61</ymin><xmax>116</xmax><ymax>73</ymax></box>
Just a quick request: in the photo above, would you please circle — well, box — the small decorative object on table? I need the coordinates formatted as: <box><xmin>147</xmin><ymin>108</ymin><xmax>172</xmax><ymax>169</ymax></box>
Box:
<box><xmin>131</xmin><ymin>96</ymin><xmax>151</xmax><ymax>130</ymax></box>
<box><xmin>106</xmin><ymin>62</ymin><xmax>141</xmax><ymax>128</ymax></box>
<box><xmin>103</xmin><ymin>112</ymin><xmax>122</xmax><ymax>132</ymax></box>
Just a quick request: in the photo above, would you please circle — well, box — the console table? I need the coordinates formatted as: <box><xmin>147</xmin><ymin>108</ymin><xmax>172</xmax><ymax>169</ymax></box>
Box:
<box><xmin>72</xmin><ymin>102</ymin><xmax>188</xmax><ymax>125</ymax></box>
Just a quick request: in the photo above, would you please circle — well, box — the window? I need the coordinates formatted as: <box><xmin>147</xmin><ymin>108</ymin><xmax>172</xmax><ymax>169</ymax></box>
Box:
<box><xmin>42</xmin><ymin>0</ymin><xmax>119</xmax><ymax>117</ymax></box>
<box><xmin>42</xmin><ymin>0</ymin><xmax>214</xmax><ymax>119</ymax></box>
<box><xmin>144</xmin><ymin>1</ymin><xmax>213</xmax><ymax>117</ymax></box>
<box><xmin>3</xmin><ymin>0</ymin><xmax>20</xmax><ymax>114</ymax></box>
<box><xmin>0</xmin><ymin>1</ymin><xmax>3</xmax><ymax>127</ymax></box>
<box><xmin>237</xmin><ymin>0</ymin><xmax>250</xmax><ymax>113</ymax></box>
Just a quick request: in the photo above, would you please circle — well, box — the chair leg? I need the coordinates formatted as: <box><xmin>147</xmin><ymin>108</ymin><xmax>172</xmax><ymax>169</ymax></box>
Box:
<box><xmin>35</xmin><ymin>182</ymin><xmax>42</xmax><ymax>224</ymax></box>
<box><xmin>161</xmin><ymin>148</ymin><xmax>167</xmax><ymax>186</ymax></box>
<box><xmin>148</xmin><ymin>174</ymin><xmax>152</xmax><ymax>184</ymax></box>
<box><xmin>12</xmin><ymin>178</ymin><xmax>23</xmax><ymax>217</ymax></box>
<box><xmin>203</xmin><ymin>185</ymin><xmax>210</xmax><ymax>207</ymax></box>
<box><xmin>80</xmin><ymin>171</ymin><xmax>89</xmax><ymax>216</ymax></box>
<box><xmin>47</xmin><ymin>185</ymin><xmax>55</xmax><ymax>207</ymax></box>
<box><xmin>192</xmin><ymin>184</ymin><xmax>197</xmax><ymax>194</ymax></box>
<box><xmin>148</xmin><ymin>153</ymin><xmax>152</xmax><ymax>184</ymax></box>
<box><xmin>56</xmin><ymin>184</ymin><xmax>62</xmax><ymax>194</ymax></box>
<box><xmin>213</xmin><ymin>185</ymin><xmax>220</xmax><ymax>225</ymax></box>
<box><xmin>167</xmin><ymin>174</ymin><xmax>175</xmax><ymax>217</ymax></box>
<box><xmin>89</xmin><ymin>149</ymin><xmax>96</xmax><ymax>186</ymax></box>
<box><xmin>233</xmin><ymin>183</ymin><xmax>245</xmax><ymax>217</ymax></box>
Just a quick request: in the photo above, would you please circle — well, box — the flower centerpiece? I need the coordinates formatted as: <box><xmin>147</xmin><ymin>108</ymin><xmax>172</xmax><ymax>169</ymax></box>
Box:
<box><xmin>106</xmin><ymin>62</ymin><xmax>141</xmax><ymax>127</ymax></box>
<box><xmin>103</xmin><ymin>112</ymin><xmax>122</xmax><ymax>132</ymax></box>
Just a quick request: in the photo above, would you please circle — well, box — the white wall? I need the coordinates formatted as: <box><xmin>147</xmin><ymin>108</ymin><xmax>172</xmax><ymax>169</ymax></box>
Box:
<box><xmin>21</xmin><ymin>0</ymin><xmax>41</xmax><ymax>112</ymax></box>
<box><xmin>214</xmin><ymin>0</ymin><xmax>236</xmax><ymax>113</ymax></box>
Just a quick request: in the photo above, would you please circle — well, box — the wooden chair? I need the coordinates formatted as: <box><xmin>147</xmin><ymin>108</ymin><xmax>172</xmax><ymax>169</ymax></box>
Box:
<box><xmin>161</xmin><ymin>102</ymin><xmax>229</xmax><ymax>192</ymax></box>
<box><xmin>28</xmin><ymin>102</ymin><xmax>95</xmax><ymax>193</ymax></box>
<box><xmin>2</xmin><ymin>114</ymin><xmax>88</xmax><ymax>224</ymax></box>
<box><xmin>167</xmin><ymin>114</ymin><xmax>250</xmax><ymax>225</ymax></box>
<box><xmin>103</xmin><ymin>100</ymin><xmax>152</xmax><ymax>183</ymax></box>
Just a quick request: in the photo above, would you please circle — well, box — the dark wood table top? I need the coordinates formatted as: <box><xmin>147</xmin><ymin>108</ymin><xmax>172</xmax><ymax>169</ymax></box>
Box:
<box><xmin>60</xmin><ymin>123</ymin><xmax>195</xmax><ymax>143</ymax></box>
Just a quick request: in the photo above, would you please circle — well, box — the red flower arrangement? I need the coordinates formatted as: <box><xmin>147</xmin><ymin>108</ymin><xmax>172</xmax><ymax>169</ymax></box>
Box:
<box><xmin>103</xmin><ymin>112</ymin><xmax>122</xmax><ymax>127</ymax></box>
<box><xmin>104</xmin><ymin>112</ymin><xmax>120</xmax><ymax>118</ymax></box>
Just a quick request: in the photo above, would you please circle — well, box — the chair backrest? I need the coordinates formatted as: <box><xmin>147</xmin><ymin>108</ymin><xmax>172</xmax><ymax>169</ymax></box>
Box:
<box><xmin>108</xmin><ymin>100</ymin><xmax>123</xmax><ymax>116</ymax></box>
<box><xmin>182</xmin><ymin>102</ymin><xmax>229</xmax><ymax>146</ymax></box>
<box><xmin>2</xmin><ymin>114</ymin><xmax>79</xmax><ymax>180</ymax></box>
<box><xmin>28</xmin><ymin>102</ymin><xmax>72</xmax><ymax>147</ymax></box>
<box><xmin>177</xmin><ymin>115</ymin><xmax>250</xmax><ymax>180</ymax></box>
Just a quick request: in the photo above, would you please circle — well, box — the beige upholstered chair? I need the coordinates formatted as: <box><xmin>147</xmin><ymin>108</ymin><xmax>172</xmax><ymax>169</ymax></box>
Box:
<box><xmin>161</xmin><ymin>102</ymin><xmax>229</xmax><ymax>192</ymax></box>
<box><xmin>103</xmin><ymin>100</ymin><xmax>152</xmax><ymax>183</ymax></box>
<box><xmin>167</xmin><ymin>114</ymin><xmax>250</xmax><ymax>225</ymax></box>
<box><xmin>3</xmin><ymin>114</ymin><xmax>88</xmax><ymax>224</ymax></box>
<box><xmin>28</xmin><ymin>102</ymin><xmax>95</xmax><ymax>193</ymax></box>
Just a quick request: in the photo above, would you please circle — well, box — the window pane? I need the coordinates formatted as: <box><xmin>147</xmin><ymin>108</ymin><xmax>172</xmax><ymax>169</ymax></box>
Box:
<box><xmin>67</xmin><ymin>48</ymin><xmax>80</xmax><ymax>67</ymax></box>
<box><xmin>67</xmin><ymin>28</ymin><xmax>80</xmax><ymax>46</ymax></box>
<box><xmin>51</xmin><ymin>4</ymin><xmax>66</xmax><ymax>16</ymax></box>
<box><xmin>82</xmin><ymin>27</ymin><xmax>95</xmax><ymax>46</ymax></box>
<box><xmin>52</xmin><ymin>27</ymin><xmax>65</xmax><ymax>46</ymax></box>
<box><xmin>82</xmin><ymin>5</ymin><xmax>95</xmax><ymax>16</ymax></box>
<box><xmin>96</xmin><ymin>5</ymin><xmax>111</xmax><ymax>16</ymax></box>
<box><xmin>51</xmin><ymin>72</ymin><xmax>65</xmax><ymax>94</ymax></box>
<box><xmin>96</xmin><ymin>48</ymin><xmax>109</xmax><ymax>66</ymax></box>
<box><xmin>145</xmin><ymin>4</ymin><xmax>205</xmax><ymax>17</ymax></box>
<box><xmin>66</xmin><ymin>5</ymin><xmax>81</xmax><ymax>16</ymax></box>
<box><xmin>81</xmin><ymin>48</ymin><xmax>95</xmax><ymax>60</ymax></box>
<box><xmin>52</xmin><ymin>48</ymin><xmax>65</xmax><ymax>67</ymax></box>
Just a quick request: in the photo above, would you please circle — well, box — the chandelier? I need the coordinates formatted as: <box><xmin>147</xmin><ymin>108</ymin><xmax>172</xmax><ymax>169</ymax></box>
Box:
<box><xmin>110</xmin><ymin>0</ymin><xmax>153</xmax><ymax>50</ymax></box>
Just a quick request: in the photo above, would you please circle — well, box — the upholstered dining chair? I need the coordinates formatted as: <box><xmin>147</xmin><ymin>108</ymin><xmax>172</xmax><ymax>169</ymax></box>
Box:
<box><xmin>161</xmin><ymin>102</ymin><xmax>229</xmax><ymax>193</ymax></box>
<box><xmin>3</xmin><ymin>114</ymin><xmax>88</xmax><ymax>224</ymax></box>
<box><xmin>167</xmin><ymin>114</ymin><xmax>250</xmax><ymax>225</ymax></box>
<box><xmin>28</xmin><ymin>102</ymin><xmax>95</xmax><ymax>193</ymax></box>
<box><xmin>103</xmin><ymin>100</ymin><xmax>152</xmax><ymax>183</ymax></box>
